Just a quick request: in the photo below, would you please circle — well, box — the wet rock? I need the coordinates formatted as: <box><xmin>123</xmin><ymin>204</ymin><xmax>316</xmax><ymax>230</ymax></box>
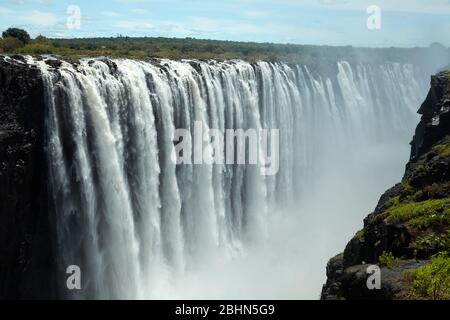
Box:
<box><xmin>0</xmin><ymin>58</ymin><xmax>54</xmax><ymax>299</ymax></box>
<box><xmin>44</xmin><ymin>59</ymin><xmax>62</xmax><ymax>68</ymax></box>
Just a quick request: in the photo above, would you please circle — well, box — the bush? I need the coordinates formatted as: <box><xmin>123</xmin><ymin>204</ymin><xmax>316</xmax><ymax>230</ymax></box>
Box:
<box><xmin>34</xmin><ymin>35</ymin><xmax>50</xmax><ymax>44</ymax></box>
<box><xmin>354</xmin><ymin>229</ymin><xmax>364</xmax><ymax>240</ymax></box>
<box><xmin>405</xmin><ymin>252</ymin><xmax>450</xmax><ymax>300</ymax></box>
<box><xmin>379</xmin><ymin>251</ymin><xmax>397</xmax><ymax>268</ymax></box>
<box><xmin>0</xmin><ymin>36</ymin><xmax>23</xmax><ymax>52</ymax></box>
<box><xmin>20</xmin><ymin>42</ymin><xmax>57</xmax><ymax>55</ymax></box>
<box><xmin>2</xmin><ymin>27</ymin><xmax>30</xmax><ymax>44</ymax></box>
<box><xmin>413</xmin><ymin>231</ymin><xmax>450</xmax><ymax>251</ymax></box>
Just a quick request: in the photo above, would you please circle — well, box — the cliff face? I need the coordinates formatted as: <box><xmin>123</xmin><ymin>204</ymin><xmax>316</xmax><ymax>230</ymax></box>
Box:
<box><xmin>321</xmin><ymin>71</ymin><xmax>450</xmax><ymax>300</ymax></box>
<box><xmin>0</xmin><ymin>56</ymin><xmax>54</xmax><ymax>299</ymax></box>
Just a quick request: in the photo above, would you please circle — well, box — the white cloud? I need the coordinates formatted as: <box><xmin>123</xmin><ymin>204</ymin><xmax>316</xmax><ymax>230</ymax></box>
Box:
<box><xmin>18</xmin><ymin>10</ymin><xmax>59</xmax><ymax>26</ymax></box>
<box><xmin>116</xmin><ymin>20</ymin><xmax>154</xmax><ymax>30</ymax></box>
<box><xmin>234</xmin><ymin>0</ymin><xmax>450</xmax><ymax>15</ymax></box>
<box><xmin>115</xmin><ymin>19</ymin><xmax>208</xmax><ymax>37</ymax></box>
<box><xmin>0</xmin><ymin>7</ymin><xmax>15</xmax><ymax>15</ymax></box>
<box><xmin>130</xmin><ymin>8</ymin><xmax>148</xmax><ymax>14</ymax></box>
<box><xmin>101</xmin><ymin>11</ymin><xmax>120</xmax><ymax>17</ymax></box>
<box><xmin>114</xmin><ymin>0</ymin><xmax>150</xmax><ymax>3</ymax></box>
<box><xmin>302</xmin><ymin>0</ymin><xmax>450</xmax><ymax>15</ymax></box>
<box><xmin>32</xmin><ymin>0</ymin><xmax>53</xmax><ymax>6</ymax></box>
<box><xmin>186</xmin><ymin>17</ymin><xmax>265</xmax><ymax>35</ymax></box>
<box><xmin>243</xmin><ymin>10</ymin><xmax>271</xmax><ymax>19</ymax></box>
<box><xmin>11</xmin><ymin>0</ymin><xmax>53</xmax><ymax>5</ymax></box>
<box><xmin>318</xmin><ymin>0</ymin><xmax>349</xmax><ymax>5</ymax></box>
<box><xmin>115</xmin><ymin>16</ymin><xmax>305</xmax><ymax>40</ymax></box>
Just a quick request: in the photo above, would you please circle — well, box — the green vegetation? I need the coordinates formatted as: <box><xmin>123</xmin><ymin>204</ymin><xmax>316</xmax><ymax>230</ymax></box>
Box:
<box><xmin>1</xmin><ymin>28</ymin><xmax>449</xmax><ymax>63</ymax></box>
<box><xmin>0</xmin><ymin>37</ymin><xmax>23</xmax><ymax>52</ymax></box>
<box><xmin>2</xmin><ymin>27</ymin><xmax>30</xmax><ymax>44</ymax></box>
<box><xmin>372</xmin><ymin>135</ymin><xmax>450</xmax><ymax>299</ymax></box>
<box><xmin>405</xmin><ymin>252</ymin><xmax>450</xmax><ymax>300</ymax></box>
<box><xmin>432</xmin><ymin>142</ymin><xmax>450</xmax><ymax>158</ymax></box>
<box><xmin>384</xmin><ymin>198</ymin><xmax>450</xmax><ymax>229</ymax></box>
<box><xmin>413</xmin><ymin>231</ymin><xmax>450</xmax><ymax>251</ymax></box>
<box><xmin>0</xmin><ymin>28</ymin><xmax>31</xmax><ymax>53</ymax></box>
<box><xmin>401</xmin><ymin>182</ymin><xmax>415</xmax><ymax>196</ymax></box>
<box><xmin>354</xmin><ymin>229</ymin><xmax>364</xmax><ymax>240</ymax></box>
<box><xmin>413</xmin><ymin>182</ymin><xmax>450</xmax><ymax>202</ymax></box>
<box><xmin>378</xmin><ymin>139</ymin><xmax>450</xmax><ymax>230</ymax></box>
<box><xmin>413</xmin><ymin>138</ymin><xmax>450</xmax><ymax>173</ymax></box>
<box><xmin>379</xmin><ymin>251</ymin><xmax>397</xmax><ymax>268</ymax></box>
<box><xmin>385</xmin><ymin>195</ymin><xmax>401</xmax><ymax>209</ymax></box>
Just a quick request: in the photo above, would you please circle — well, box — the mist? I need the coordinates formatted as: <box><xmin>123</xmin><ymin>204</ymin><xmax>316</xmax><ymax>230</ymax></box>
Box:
<box><xmin>33</xmin><ymin>54</ymin><xmax>434</xmax><ymax>299</ymax></box>
<box><xmin>147</xmin><ymin>132</ymin><xmax>414</xmax><ymax>299</ymax></box>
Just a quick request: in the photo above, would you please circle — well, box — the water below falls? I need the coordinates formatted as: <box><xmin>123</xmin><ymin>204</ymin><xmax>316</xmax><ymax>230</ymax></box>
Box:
<box><xmin>30</xmin><ymin>57</ymin><xmax>427</xmax><ymax>299</ymax></box>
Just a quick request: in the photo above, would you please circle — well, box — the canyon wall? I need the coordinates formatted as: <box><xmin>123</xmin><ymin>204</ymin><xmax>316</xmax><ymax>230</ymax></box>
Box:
<box><xmin>0</xmin><ymin>56</ymin><xmax>55</xmax><ymax>299</ymax></box>
<box><xmin>321</xmin><ymin>71</ymin><xmax>450</xmax><ymax>300</ymax></box>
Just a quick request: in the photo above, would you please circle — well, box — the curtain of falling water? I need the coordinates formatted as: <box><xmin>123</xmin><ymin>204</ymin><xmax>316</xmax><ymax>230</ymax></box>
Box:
<box><xmin>30</xmin><ymin>57</ymin><xmax>425</xmax><ymax>299</ymax></box>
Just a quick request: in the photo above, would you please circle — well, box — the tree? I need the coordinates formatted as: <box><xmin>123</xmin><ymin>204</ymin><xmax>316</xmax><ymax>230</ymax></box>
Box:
<box><xmin>35</xmin><ymin>35</ymin><xmax>48</xmax><ymax>42</ymax></box>
<box><xmin>2</xmin><ymin>28</ymin><xmax>31</xmax><ymax>44</ymax></box>
<box><xmin>0</xmin><ymin>37</ymin><xmax>23</xmax><ymax>52</ymax></box>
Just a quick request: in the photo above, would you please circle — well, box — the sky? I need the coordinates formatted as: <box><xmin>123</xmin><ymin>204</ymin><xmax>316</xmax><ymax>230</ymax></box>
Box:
<box><xmin>0</xmin><ymin>0</ymin><xmax>450</xmax><ymax>47</ymax></box>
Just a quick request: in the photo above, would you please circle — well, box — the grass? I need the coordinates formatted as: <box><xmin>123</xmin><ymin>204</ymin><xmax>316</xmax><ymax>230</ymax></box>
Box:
<box><xmin>385</xmin><ymin>195</ymin><xmax>401</xmax><ymax>209</ymax></box>
<box><xmin>404</xmin><ymin>252</ymin><xmax>450</xmax><ymax>300</ymax></box>
<box><xmin>384</xmin><ymin>198</ymin><xmax>450</xmax><ymax>229</ymax></box>
<box><xmin>380</xmin><ymin>140</ymin><xmax>450</xmax><ymax>229</ymax></box>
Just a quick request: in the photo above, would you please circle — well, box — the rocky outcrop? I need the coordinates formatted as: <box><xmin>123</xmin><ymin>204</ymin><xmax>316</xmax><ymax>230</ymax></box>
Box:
<box><xmin>0</xmin><ymin>56</ymin><xmax>54</xmax><ymax>299</ymax></box>
<box><xmin>321</xmin><ymin>71</ymin><xmax>450</xmax><ymax>300</ymax></box>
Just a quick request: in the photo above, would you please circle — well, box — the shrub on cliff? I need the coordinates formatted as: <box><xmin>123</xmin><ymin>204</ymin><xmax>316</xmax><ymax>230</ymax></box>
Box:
<box><xmin>379</xmin><ymin>251</ymin><xmax>397</xmax><ymax>268</ymax></box>
<box><xmin>405</xmin><ymin>252</ymin><xmax>450</xmax><ymax>300</ymax></box>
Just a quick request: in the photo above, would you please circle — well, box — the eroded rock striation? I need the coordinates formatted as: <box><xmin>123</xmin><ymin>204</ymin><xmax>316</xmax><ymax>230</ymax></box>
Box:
<box><xmin>321</xmin><ymin>71</ymin><xmax>450</xmax><ymax>300</ymax></box>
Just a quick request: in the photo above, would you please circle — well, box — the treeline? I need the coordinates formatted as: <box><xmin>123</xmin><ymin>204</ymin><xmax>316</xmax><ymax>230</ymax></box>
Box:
<box><xmin>1</xmin><ymin>27</ymin><xmax>449</xmax><ymax>65</ymax></box>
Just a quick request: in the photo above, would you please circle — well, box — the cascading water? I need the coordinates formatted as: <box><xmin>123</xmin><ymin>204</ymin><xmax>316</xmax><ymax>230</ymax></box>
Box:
<box><xmin>29</xmin><ymin>56</ymin><xmax>426</xmax><ymax>299</ymax></box>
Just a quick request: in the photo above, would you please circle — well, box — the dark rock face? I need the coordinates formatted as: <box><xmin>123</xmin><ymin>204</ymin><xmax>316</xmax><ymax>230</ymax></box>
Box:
<box><xmin>411</xmin><ymin>72</ymin><xmax>450</xmax><ymax>161</ymax></box>
<box><xmin>0</xmin><ymin>57</ymin><xmax>54</xmax><ymax>299</ymax></box>
<box><xmin>321</xmin><ymin>71</ymin><xmax>450</xmax><ymax>300</ymax></box>
<box><xmin>321</xmin><ymin>258</ymin><xmax>429</xmax><ymax>300</ymax></box>
<box><xmin>321</xmin><ymin>254</ymin><xmax>345</xmax><ymax>300</ymax></box>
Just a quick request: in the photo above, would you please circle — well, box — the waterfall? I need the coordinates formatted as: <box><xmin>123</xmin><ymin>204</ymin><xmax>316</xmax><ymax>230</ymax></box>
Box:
<box><xmin>30</xmin><ymin>57</ymin><xmax>426</xmax><ymax>299</ymax></box>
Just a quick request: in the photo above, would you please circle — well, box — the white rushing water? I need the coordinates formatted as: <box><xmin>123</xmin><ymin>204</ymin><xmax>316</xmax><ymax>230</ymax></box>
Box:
<box><xmin>29</xmin><ymin>56</ymin><xmax>426</xmax><ymax>299</ymax></box>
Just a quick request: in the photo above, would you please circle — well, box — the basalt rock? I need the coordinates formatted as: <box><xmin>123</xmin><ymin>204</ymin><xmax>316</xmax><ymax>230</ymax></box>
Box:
<box><xmin>0</xmin><ymin>56</ymin><xmax>55</xmax><ymax>299</ymax></box>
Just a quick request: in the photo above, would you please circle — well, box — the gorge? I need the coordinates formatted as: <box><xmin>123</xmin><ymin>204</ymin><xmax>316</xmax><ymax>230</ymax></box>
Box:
<box><xmin>321</xmin><ymin>70</ymin><xmax>450</xmax><ymax>300</ymax></box>
<box><xmin>0</xmin><ymin>53</ymin><xmax>443</xmax><ymax>299</ymax></box>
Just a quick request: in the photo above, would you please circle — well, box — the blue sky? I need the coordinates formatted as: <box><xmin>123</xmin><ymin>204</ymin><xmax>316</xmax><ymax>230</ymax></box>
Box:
<box><xmin>0</xmin><ymin>0</ymin><xmax>449</xmax><ymax>47</ymax></box>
